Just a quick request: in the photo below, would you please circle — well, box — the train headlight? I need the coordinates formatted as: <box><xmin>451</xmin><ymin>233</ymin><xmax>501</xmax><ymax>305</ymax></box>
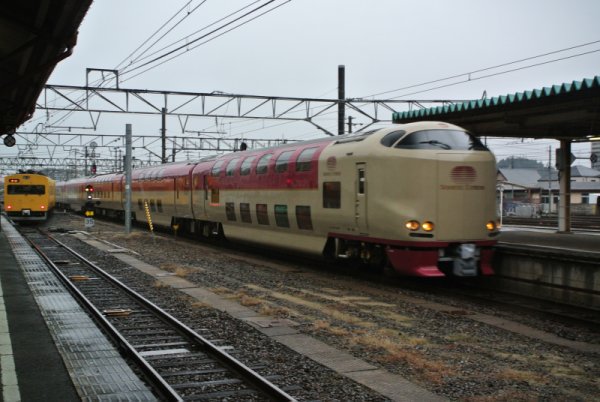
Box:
<box><xmin>6</xmin><ymin>205</ymin><xmax>12</xmax><ymax>210</ymax></box>
<box><xmin>40</xmin><ymin>205</ymin><xmax>46</xmax><ymax>210</ymax></box>
<box><xmin>405</xmin><ymin>220</ymin><xmax>420</xmax><ymax>231</ymax></box>
<box><xmin>422</xmin><ymin>221</ymin><xmax>435</xmax><ymax>232</ymax></box>
<box><xmin>486</xmin><ymin>221</ymin><xmax>497</xmax><ymax>231</ymax></box>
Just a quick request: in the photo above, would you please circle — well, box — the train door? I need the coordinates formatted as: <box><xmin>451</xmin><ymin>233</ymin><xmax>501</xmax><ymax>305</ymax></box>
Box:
<box><xmin>175</xmin><ymin>177</ymin><xmax>182</xmax><ymax>215</ymax></box>
<box><xmin>355</xmin><ymin>163</ymin><xmax>368</xmax><ymax>233</ymax></box>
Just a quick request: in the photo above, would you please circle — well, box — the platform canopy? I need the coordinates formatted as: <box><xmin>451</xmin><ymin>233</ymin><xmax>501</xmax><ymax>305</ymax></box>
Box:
<box><xmin>0</xmin><ymin>0</ymin><xmax>92</xmax><ymax>134</ymax></box>
<box><xmin>393</xmin><ymin>77</ymin><xmax>600</xmax><ymax>141</ymax></box>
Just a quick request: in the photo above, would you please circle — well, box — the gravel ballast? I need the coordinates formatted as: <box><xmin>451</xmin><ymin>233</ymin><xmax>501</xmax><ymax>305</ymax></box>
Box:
<box><xmin>44</xmin><ymin>213</ymin><xmax>599</xmax><ymax>401</ymax></box>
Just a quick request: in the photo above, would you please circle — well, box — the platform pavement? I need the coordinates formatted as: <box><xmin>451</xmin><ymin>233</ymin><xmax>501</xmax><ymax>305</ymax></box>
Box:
<box><xmin>0</xmin><ymin>225</ymin><xmax>79</xmax><ymax>401</ymax></box>
<box><xmin>0</xmin><ymin>216</ymin><xmax>156</xmax><ymax>402</ymax></box>
<box><xmin>498</xmin><ymin>228</ymin><xmax>600</xmax><ymax>254</ymax></box>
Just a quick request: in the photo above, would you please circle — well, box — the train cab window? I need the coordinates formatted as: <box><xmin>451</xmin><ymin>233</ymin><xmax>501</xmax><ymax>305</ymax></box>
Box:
<box><xmin>240</xmin><ymin>156</ymin><xmax>256</xmax><ymax>176</ymax></box>
<box><xmin>395</xmin><ymin>130</ymin><xmax>488</xmax><ymax>151</ymax></box>
<box><xmin>240</xmin><ymin>203</ymin><xmax>252</xmax><ymax>223</ymax></box>
<box><xmin>274</xmin><ymin>205</ymin><xmax>290</xmax><ymax>227</ymax></box>
<box><xmin>296</xmin><ymin>148</ymin><xmax>318</xmax><ymax>172</ymax></box>
<box><xmin>256</xmin><ymin>154</ymin><xmax>272</xmax><ymax>174</ymax></box>
<box><xmin>275</xmin><ymin>151</ymin><xmax>294</xmax><ymax>173</ymax></box>
<box><xmin>211</xmin><ymin>160</ymin><xmax>225</xmax><ymax>176</ymax></box>
<box><xmin>157</xmin><ymin>199</ymin><xmax>163</xmax><ymax>212</ymax></box>
<box><xmin>256</xmin><ymin>204</ymin><xmax>269</xmax><ymax>225</ymax></box>
<box><xmin>226</xmin><ymin>158</ymin><xmax>240</xmax><ymax>176</ymax></box>
<box><xmin>296</xmin><ymin>206</ymin><xmax>313</xmax><ymax>230</ymax></box>
<box><xmin>7</xmin><ymin>185</ymin><xmax>45</xmax><ymax>195</ymax></box>
<box><xmin>380</xmin><ymin>130</ymin><xmax>406</xmax><ymax>147</ymax></box>
<box><xmin>226</xmin><ymin>202</ymin><xmax>236</xmax><ymax>221</ymax></box>
<box><xmin>323</xmin><ymin>182</ymin><xmax>341</xmax><ymax>208</ymax></box>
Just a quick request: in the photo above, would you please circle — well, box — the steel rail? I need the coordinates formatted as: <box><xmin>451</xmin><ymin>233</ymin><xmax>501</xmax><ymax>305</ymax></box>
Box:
<box><xmin>35</xmin><ymin>230</ymin><xmax>296</xmax><ymax>401</ymax></box>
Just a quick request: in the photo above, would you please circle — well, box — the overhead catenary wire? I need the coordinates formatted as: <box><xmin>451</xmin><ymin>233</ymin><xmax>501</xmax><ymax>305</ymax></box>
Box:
<box><xmin>123</xmin><ymin>0</ymin><xmax>263</xmax><ymax>70</ymax></box>
<box><xmin>32</xmin><ymin>1</ymin><xmax>292</xmax><ymax>140</ymax></box>
<box><xmin>361</xmin><ymin>39</ymin><xmax>600</xmax><ymax>99</ymax></box>
<box><xmin>120</xmin><ymin>0</ymin><xmax>282</xmax><ymax>78</ymax></box>
<box><xmin>114</xmin><ymin>0</ymin><xmax>204</xmax><ymax>70</ymax></box>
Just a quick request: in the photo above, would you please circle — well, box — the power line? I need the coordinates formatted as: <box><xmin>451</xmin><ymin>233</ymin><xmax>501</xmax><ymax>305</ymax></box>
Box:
<box><xmin>386</xmin><ymin>48</ymin><xmax>600</xmax><ymax>100</ymax></box>
<box><xmin>114</xmin><ymin>0</ymin><xmax>200</xmax><ymax>70</ymax></box>
<box><xmin>362</xmin><ymin>39</ymin><xmax>600</xmax><ymax>99</ymax></box>
<box><xmin>120</xmin><ymin>0</ymin><xmax>281</xmax><ymax>77</ymax></box>
<box><xmin>124</xmin><ymin>1</ymin><xmax>262</xmax><ymax>69</ymax></box>
<box><xmin>115</xmin><ymin>0</ymin><xmax>199</xmax><ymax>69</ymax></box>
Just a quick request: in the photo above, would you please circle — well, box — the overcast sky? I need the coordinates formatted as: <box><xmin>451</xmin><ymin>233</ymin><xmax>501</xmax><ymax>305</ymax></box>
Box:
<box><xmin>8</xmin><ymin>0</ymin><xmax>600</xmax><ymax>168</ymax></box>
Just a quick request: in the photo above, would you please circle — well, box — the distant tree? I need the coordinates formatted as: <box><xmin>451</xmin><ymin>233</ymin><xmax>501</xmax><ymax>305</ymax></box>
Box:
<box><xmin>497</xmin><ymin>157</ymin><xmax>545</xmax><ymax>169</ymax></box>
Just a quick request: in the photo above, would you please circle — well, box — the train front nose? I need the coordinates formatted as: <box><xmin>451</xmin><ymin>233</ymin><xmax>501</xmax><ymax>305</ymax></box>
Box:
<box><xmin>436</xmin><ymin>155</ymin><xmax>496</xmax><ymax>241</ymax></box>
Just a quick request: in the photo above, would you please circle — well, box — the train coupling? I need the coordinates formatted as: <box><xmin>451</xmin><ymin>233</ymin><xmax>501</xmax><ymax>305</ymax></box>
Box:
<box><xmin>439</xmin><ymin>243</ymin><xmax>479</xmax><ymax>276</ymax></box>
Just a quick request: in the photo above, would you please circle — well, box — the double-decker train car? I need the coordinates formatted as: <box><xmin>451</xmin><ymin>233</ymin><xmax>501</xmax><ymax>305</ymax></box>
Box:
<box><xmin>3</xmin><ymin>172</ymin><xmax>56</xmax><ymax>221</ymax></box>
<box><xmin>57</xmin><ymin>121</ymin><xmax>500</xmax><ymax>277</ymax></box>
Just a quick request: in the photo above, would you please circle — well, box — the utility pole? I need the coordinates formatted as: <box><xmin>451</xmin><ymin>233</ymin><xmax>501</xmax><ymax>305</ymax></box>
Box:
<box><xmin>161</xmin><ymin>107</ymin><xmax>167</xmax><ymax>163</ymax></box>
<box><xmin>548</xmin><ymin>145</ymin><xmax>552</xmax><ymax>214</ymax></box>
<box><xmin>338</xmin><ymin>65</ymin><xmax>345</xmax><ymax>135</ymax></box>
<box><xmin>125</xmin><ymin>124</ymin><xmax>132</xmax><ymax>234</ymax></box>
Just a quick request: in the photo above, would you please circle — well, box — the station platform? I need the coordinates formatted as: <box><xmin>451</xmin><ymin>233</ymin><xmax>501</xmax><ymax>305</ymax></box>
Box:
<box><xmin>499</xmin><ymin>227</ymin><xmax>600</xmax><ymax>256</ymax></box>
<box><xmin>0</xmin><ymin>217</ymin><xmax>156</xmax><ymax>402</ymax></box>
<box><xmin>493</xmin><ymin>227</ymin><xmax>600</xmax><ymax>309</ymax></box>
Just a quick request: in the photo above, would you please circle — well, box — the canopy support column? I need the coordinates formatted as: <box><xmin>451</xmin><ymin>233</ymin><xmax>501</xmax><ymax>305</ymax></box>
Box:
<box><xmin>558</xmin><ymin>139</ymin><xmax>572</xmax><ymax>233</ymax></box>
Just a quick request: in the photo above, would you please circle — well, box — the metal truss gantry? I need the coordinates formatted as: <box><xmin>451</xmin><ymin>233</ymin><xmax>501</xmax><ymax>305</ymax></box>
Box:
<box><xmin>36</xmin><ymin>84</ymin><xmax>460</xmax><ymax>135</ymax></box>
<box><xmin>2</xmin><ymin>84</ymin><xmax>462</xmax><ymax>174</ymax></box>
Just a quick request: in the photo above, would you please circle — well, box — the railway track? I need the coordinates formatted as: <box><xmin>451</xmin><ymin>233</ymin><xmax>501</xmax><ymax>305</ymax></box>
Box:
<box><xmin>18</xmin><ymin>226</ymin><xmax>297</xmax><ymax>401</ymax></box>
<box><xmin>62</xmin><ymin>211</ymin><xmax>600</xmax><ymax>334</ymax></box>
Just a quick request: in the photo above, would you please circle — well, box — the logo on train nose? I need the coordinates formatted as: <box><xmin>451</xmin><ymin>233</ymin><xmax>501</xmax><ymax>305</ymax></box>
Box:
<box><xmin>450</xmin><ymin>166</ymin><xmax>476</xmax><ymax>184</ymax></box>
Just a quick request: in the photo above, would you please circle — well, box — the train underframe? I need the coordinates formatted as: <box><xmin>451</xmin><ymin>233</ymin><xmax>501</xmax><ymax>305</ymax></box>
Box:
<box><xmin>326</xmin><ymin>236</ymin><xmax>495</xmax><ymax>277</ymax></box>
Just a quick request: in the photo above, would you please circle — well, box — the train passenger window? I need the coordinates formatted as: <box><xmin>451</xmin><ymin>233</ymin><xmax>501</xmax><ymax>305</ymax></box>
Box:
<box><xmin>226</xmin><ymin>158</ymin><xmax>240</xmax><ymax>176</ymax></box>
<box><xmin>138</xmin><ymin>199</ymin><xmax>143</xmax><ymax>210</ymax></box>
<box><xmin>395</xmin><ymin>130</ymin><xmax>488</xmax><ymax>151</ymax></box>
<box><xmin>274</xmin><ymin>205</ymin><xmax>289</xmax><ymax>227</ymax></box>
<box><xmin>380</xmin><ymin>130</ymin><xmax>406</xmax><ymax>147</ymax></box>
<box><xmin>256</xmin><ymin>154</ymin><xmax>273</xmax><ymax>174</ymax></box>
<box><xmin>211</xmin><ymin>160</ymin><xmax>225</xmax><ymax>176</ymax></box>
<box><xmin>296</xmin><ymin>206</ymin><xmax>313</xmax><ymax>230</ymax></box>
<box><xmin>240</xmin><ymin>156</ymin><xmax>256</xmax><ymax>176</ymax></box>
<box><xmin>275</xmin><ymin>151</ymin><xmax>294</xmax><ymax>173</ymax></box>
<box><xmin>211</xmin><ymin>188</ymin><xmax>220</xmax><ymax>204</ymax></box>
<box><xmin>296</xmin><ymin>148</ymin><xmax>318</xmax><ymax>172</ymax></box>
<box><xmin>323</xmin><ymin>182</ymin><xmax>341</xmax><ymax>208</ymax></box>
<box><xmin>157</xmin><ymin>199</ymin><xmax>163</xmax><ymax>212</ymax></box>
<box><xmin>256</xmin><ymin>204</ymin><xmax>269</xmax><ymax>225</ymax></box>
<box><xmin>240</xmin><ymin>203</ymin><xmax>252</xmax><ymax>223</ymax></box>
<box><xmin>150</xmin><ymin>199</ymin><xmax>156</xmax><ymax>212</ymax></box>
<box><xmin>226</xmin><ymin>202</ymin><xmax>236</xmax><ymax>221</ymax></box>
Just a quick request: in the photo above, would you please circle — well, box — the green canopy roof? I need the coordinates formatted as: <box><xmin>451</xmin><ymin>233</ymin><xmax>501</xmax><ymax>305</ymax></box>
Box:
<box><xmin>392</xmin><ymin>76</ymin><xmax>600</xmax><ymax>139</ymax></box>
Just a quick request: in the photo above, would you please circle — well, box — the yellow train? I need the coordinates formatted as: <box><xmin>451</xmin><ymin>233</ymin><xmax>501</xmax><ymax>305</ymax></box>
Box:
<box><xmin>3</xmin><ymin>172</ymin><xmax>55</xmax><ymax>222</ymax></box>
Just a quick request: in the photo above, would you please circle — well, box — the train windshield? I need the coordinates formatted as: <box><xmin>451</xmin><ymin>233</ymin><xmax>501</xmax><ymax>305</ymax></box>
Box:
<box><xmin>7</xmin><ymin>185</ymin><xmax>45</xmax><ymax>195</ymax></box>
<box><xmin>394</xmin><ymin>130</ymin><xmax>488</xmax><ymax>151</ymax></box>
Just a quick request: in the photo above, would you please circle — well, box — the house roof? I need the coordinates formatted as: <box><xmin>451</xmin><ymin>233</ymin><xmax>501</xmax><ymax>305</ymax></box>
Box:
<box><xmin>498</xmin><ymin>168</ymin><xmax>542</xmax><ymax>188</ymax></box>
<box><xmin>571</xmin><ymin>165</ymin><xmax>600</xmax><ymax>177</ymax></box>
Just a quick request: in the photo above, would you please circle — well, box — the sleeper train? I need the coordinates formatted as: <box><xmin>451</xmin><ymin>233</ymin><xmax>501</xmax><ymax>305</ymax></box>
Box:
<box><xmin>3</xmin><ymin>172</ymin><xmax>56</xmax><ymax>221</ymax></box>
<box><xmin>56</xmin><ymin>121</ymin><xmax>500</xmax><ymax>277</ymax></box>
